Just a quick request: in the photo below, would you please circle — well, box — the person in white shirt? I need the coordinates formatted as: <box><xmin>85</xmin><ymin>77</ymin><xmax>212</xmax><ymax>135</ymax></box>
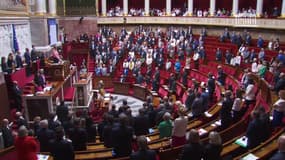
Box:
<box><xmin>146</xmin><ymin>53</ymin><xmax>153</xmax><ymax>66</ymax></box>
<box><xmin>165</xmin><ymin>59</ymin><xmax>172</xmax><ymax>71</ymax></box>
<box><xmin>232</xmin><ymin>89</ymin><xmax>244</xmax><ymax>122</ymax></box>
<box><xmin>272</xmin><ymin>90</ymin><xmax>285</xmax><ymax>126</ymax></box>
<box><xmin>172</xmin><ymin>106</ymin><xmax>188</xmax><ymax>147</ymax></box>
<box><xmin>244</xmin><ymin>78</ymin><xmax>255</xmax><ymax>108</ymax></box>
<box><xmin>122</xmin><ymin>59</ymin><xmax>129</xmax><ymax>69</ymax></box>
<box><xmin>251</xmin><ymin>58</ymin><xmax>258</xmax><ymax>73</ymax></box>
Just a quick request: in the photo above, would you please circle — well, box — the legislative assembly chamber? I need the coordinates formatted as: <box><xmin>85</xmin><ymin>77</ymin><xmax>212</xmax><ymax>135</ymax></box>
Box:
<box><xmin>0</xmin><ymin>0</ymin><xmax>285</xmax><ymax>160</ymax></box>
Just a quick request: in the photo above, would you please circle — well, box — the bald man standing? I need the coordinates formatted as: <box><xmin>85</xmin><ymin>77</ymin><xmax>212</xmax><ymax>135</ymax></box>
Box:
<box><xmin>270</xmin><ymin>134</ymin><xmax>285</xmax><ymax>160</ymax></box>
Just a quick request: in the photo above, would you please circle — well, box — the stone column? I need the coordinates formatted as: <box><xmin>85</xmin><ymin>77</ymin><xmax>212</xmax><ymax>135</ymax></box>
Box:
<box><xmin>102</xmin><ymin>0</ymin><xmax>107</xmax><ymax>16</ymax></box>
<box><xmin>256</xmin><ymin>0</ymin><xmax>263</xmax><ymax>17</ymax></box>
<box><xmin>48</xmin><ymin>0</ymin><xmax>56</xmax><ymax>16</ymax></box>
<box><xmin>232</xmin><ymin>0</ymin><xmax>239</xmax><ymax>16</ymax></box>
<box><xmin>188</xmin><ymin>0</ymin><xmax>193</xmax><ymax>16</ymax></box>
<box><xmin>123</xmin><ymin>0</ymin><xmax>128</xmax><ymax>16</ymax></box>
<box><xmin>35</xmin><ymin>0</ymin><xmax>47</xmax><ymax>15</ymax></box>
<box><xmin>145</xmin><ymin>0</ymin><xmax>150</xmax><ymax>16</ymax></box>
<box><xmin>95</xmin><ymin>0</ymin><xmax>99</xmax><ymax>16</ymax></box>
<box><xmin>281</xmin><ymin>0</ymin><xmax>285</xmax><ymax>17</ymax></box>
<box><xmin>210</xmin><ymin>0</ymin><xmax>216</xmax><ymax>16</ymax></box>
<box><xmin>166</xmin><ymin>0</ymin><xmax>171</xmax><ymax>16</ymax></box>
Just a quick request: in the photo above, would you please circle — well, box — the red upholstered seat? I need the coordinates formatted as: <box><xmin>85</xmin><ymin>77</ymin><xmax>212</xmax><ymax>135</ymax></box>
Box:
<box><xmin>158</xmin><ymin>87</ymin><xmax>168</xmax><ymax>98</ymax></box>
<box><xmin>64</xmin><ymin>87</ymin><xmax>75</xmax><ymax>102</ymax></box>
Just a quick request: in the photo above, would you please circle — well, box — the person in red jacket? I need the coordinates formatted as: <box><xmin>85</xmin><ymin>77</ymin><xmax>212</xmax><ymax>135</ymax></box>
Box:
<box><xmin>14</xmin><ymin>126</ymin><xmax>39</xmax><ymax>160</ymax></box>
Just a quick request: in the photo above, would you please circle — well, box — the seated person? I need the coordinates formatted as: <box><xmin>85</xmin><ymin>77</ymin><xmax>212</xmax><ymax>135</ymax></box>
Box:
<box><xmin>51</xmin><ymin>47</ymin><xmax>62</xmax><ymax>63</ymax></box>
<box><xmin>34</xmin><ymin>69</ymin><xmax>46</xmax><ymax>91</ymax></box>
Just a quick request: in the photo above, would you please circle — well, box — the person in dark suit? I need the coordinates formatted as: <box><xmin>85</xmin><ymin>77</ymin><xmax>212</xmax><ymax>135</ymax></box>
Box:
<box><xmin>23</xmin><ymin>48</ymin><xmax>31</xmax><ymax>66</ymax></box>
<box><xmin>36</xmin><ymin>119</ymin><xmax>55</xmax><ymax>152</ymax></box>
<box><xmin>7</xmin><ymin>53</ymin><xmax>15</xmax><ymax>71</ymax></box>
<box><xmin>134</xmin><ymin>108</ymin><xmax>149</xmax><ymax>136</ymax></box>
<box><xmin>246</xmin><ymin>110</ymin><xmax>265</xmax><ymax>149</ymax></box>
<box><xmin>102</xmin><ymin>114</ymin><xmax>114</xmax><ymax>148</ymax></box>
<box><xmin>207</xmin><ymin>72</ymin><xmax>216</xmax><ymax>102</ymax></box>
<box><xmin>217</xmin><ymin>66</ymin><xmax>226</xmax><ymax>86</ymax></box>
<box><xmin>56</xmin><ymin>101</ymin><xmax>69</xmax><ymax>123</ymax></box>
<box><xmin>15</xmin><ymin>51</ymin><xmax>23</xmax><ymax>68</ymax></box>
<box><xmin>274</xmin><ymin>73</ymin><xmax>285</xmax><ymax>94</ymax></box>
<box><xmin>68</xmin><ymin>118</ymin><xmax>87</xmax><ymax>151</ymax></box>
<box><xmin>31</xmin><ymin>45</ymin><xmax>38</xmax><ymax>62</ymax></box>
<box><xmin>191</xmin><ymin>92</ymin><xmax>204</xmax><ymax>118</ymax></box>
<box><xmin>111</xmin><ymin>114</ymin><xmax>134</xmax><ymax>157</ymax></box>
<box><xmin>136</xmin><ymin>71</ymin><xmax>144</xmax><ymax>85</ymax></box>
<box><xmin>270</xmin><ymin>134</ymin><xmax>285</xmax><ymax>160</ymax></box>
<box><xmin>130</xmin><ymin>135</ymin><xmax>156</xmax><ymax>160</ymax></box>
<box><xmin>203</xmin><ymin>131</ymin><xmax>223</xmax><ymax>160</ymax></box>
<box><xmin>152</xmin><ymin>67</ymin><xmax>160</xmax><ymax>92</ymax></box>
<box><xmin>1</xmin><ymin>119</ymin><xmax>14</xmax><ymax>148</ymax></box>
<box><xmin>49</xmin><ymin>126</ymin><xmax>74</xmax><ymax>160</ymax></box>
<box><xmin>14</xmin><ymin>112</ymin><xmax>28</xmax><ymax>129</ymax></box>
<box><xmin>12</xmin><ymin>81</ymin><xmax>22</xmax><ymax>111</ymax></box>
<box><xmin>1</xmin><ymin>57</ymin><xmax>8</xmax><ymax>73</ymax></box>
<box><xmin>220</xmin><ymin>90</ymin><xmax>233</xmax><ymax>129</ymax></box>
<box><xmin>185</xmin><ymin>88</ymin><xmax>195</xmax><ymax>111</ymax></box>
<box><xmin>181</xmin><ymin>68</ymin><xmax>189</xmax><ymax>87</ymax></box>
<box><xmin>89</xmin><ymin>41</ymin><xmax>96</xmax><ymax>59</ymax></box>
<box><xmin>180</xmin><ymin>129</ymin><xmax>204</xmax><ymax>160</ymax></box>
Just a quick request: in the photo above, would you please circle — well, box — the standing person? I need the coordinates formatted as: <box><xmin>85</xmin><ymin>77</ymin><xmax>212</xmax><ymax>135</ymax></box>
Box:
<box><xmin>133</xmin><ymin>108</ymin><xmax>149</xmax><ymax>136</ymax></box>
<box><xmin>207</xmin><ymin>72</ymin><xmax>215</xmax><ymax>102</ymax></box>
<box><xmin>49</xmin><ymin>126</ymin><xmax>75</xmax><ymax>160</ymax></box>
<box><xmin>12</xmin><ymin>81</ymin><xmax>22</xmax><ymax>111</ymax></box>
<box><xmin>203</xmin><ymin>131</ymin><xmax>223</xmax><ymax>160</ymax></box>
<box><xmin>36</xmin><ymin>119</ymin><xmax>55</xmax><ymax>152</ymax></box>
<box><xmin>111</xmin><ymin>114</ymin><xmax>134</xmax><ymax>157</ymax></box>
<box><xmin>15</xmin><ymin>51</ymin><xmax>23</xmax><ymax>68</ymax></box>
<box><xmin>172</xmin><ymin>107</ymin><xmax>188</xmax><ymax>147</ymax></box>
<box><xmin>246</xmin><ymin>110</ymin><xmax>265</xmax><ymax>149</ymax></box>
<box><xmin>158</xmin><ymin>112</ymin><xmax>173</xmax><ymax>139</ymax></box>
<box><xmin>270</xmin><ymin>134</ymin><xmax>285</xmax><ymax>160</ymax></box>
<box><xmin>14</xmin><ymin>126</ymin><xmax>39</xmax><ymax>160</ymax></box>
<box><xmin>272</xmin><ymin>90</ymin><xmax>285</xmax><ymax>127</ymax></box>
<box><xmin>130</xmin><ymin>136</ymin><xmax>156</xmax><ymax>160</ymax></box>
<box><xmin>68</xmin><ymin>118</ymin><xmax>87</xmax><ymax>151</ymax></box>
<box><xmin>31</xmin><ymin>45</ymin><xmax>38</xmax><ymax>62</ymax></box>
<box><xmin>244</xmin><ymin>78</ymin><xmax>256</xmax><ymax>108</ymax></box>
<box><xmin>220</xmin><ymin>90</ymin><xmax>233</xmax><ymax>129</ymax></box>
<box><xmin>180</xmin><ymin>129</ymin><xmax>204</xmax><ymax>160</ymax></box>
<box><xmin>1</xmin><ymin>119</ymin><xmax>14</xmax><ymax>148</ymax></box>
<box><xmin>232</xmin><ymin>89</ymin><xmax>244</xmax><ymax>122</ymax></box>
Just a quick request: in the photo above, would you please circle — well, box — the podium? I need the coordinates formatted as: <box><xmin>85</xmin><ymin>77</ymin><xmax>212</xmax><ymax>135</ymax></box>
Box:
<box><xmin>73</xmin><ymin>73</ymin><xmax>93</xmax><ymax>109</ymax></box>
<box><xmin>22</xmin><ymin>69</ymin><xmax>77</xmax><ymax>121</ymax></box>
<box><xmin>45</xmin><ymin>61</ymin><xmax>70</xmax><ymax>81</ymax></box>
<box><xmin>133</xmin><ymin>84</ymin><xmax>147</xmax><ymax>100</ymax></box>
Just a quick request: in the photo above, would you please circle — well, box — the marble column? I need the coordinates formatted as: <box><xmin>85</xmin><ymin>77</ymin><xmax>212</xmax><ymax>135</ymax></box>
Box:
<box><xmin>232</xmin><ymin>0</ymin><xmax>239</xmax><ymax>16</ymax></box>
<box><xmin>166</xmin><ymin>0</ymin><xmax>171</xmax><ymax>16</ymax></box>
<box><xmin>256</xmin><ymin>0</ymin><xmax>263</xmax><ymax>17</ymax></box>
<box><xmin>35</xmin><ymin>0</ymin><xmax>47</xmax><ymax>15</ymax></box>
<box><xmin>96</xmin><ymin>0</ymin><xmax>99</xmax><ymax>16</ymax></box>
<box><xmin>188</xmin><ymin>0</ymin><xmax>193</xmax><ymax>16</ymax></box>
<box><xmin>102</xmin><ymin>0</ymin><xmax>107</xmax><ymax>16</ymax></box>
<box><xmin>123</xmin><ymin>0</ymin><xmax>128</xmax><ymax>16</ymax></box>
<box><xmin>210</xmin><ymin>0</ymin><xmax>216</xmax><ymax>16</ymax></box>
<box><xmin>282</xmin><ymin>0</ymin><xmax>285</xmax><ymax>17</ymax></box>
<box><xmin>145</xmin><ymin>0</ymin><xmax>150</xmax><ymax>16</ymax></box>
<box><xmin>48</xmin><ymin>0</ymin><xmax>56</xmax><ymax>16</ymax></box>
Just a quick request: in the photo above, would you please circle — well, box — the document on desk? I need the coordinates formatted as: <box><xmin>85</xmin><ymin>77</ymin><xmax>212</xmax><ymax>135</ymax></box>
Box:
<box><xmin>235</xmin><ymin>136</ymin><xmax>248</xmax><ymax>148</ymax></box>
<box><xmin>37</xmin><ymin>154</ymin><xmax>49</xmax><ymax>160</ymax></box>
<box><xmin>241</xmin><ymin>153</ymin><xmax>259</xmax><ymax>160</ymax></box>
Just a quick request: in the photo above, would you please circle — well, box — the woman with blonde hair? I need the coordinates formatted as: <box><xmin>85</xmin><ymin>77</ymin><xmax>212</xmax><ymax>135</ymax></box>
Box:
<box><xmin>172</xmin><ymin>106</ymin><xmax>188</xmax><ymax>147</ymax></box>
<box><xmin>204</xmin><ymin>131</ymin><xmax>223</xmax><ymax>160</ymax></box>
<box><xmin>180</xmin><ymin>129</ymin><xmax>204</xmax><ymax>160</ymax></box>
